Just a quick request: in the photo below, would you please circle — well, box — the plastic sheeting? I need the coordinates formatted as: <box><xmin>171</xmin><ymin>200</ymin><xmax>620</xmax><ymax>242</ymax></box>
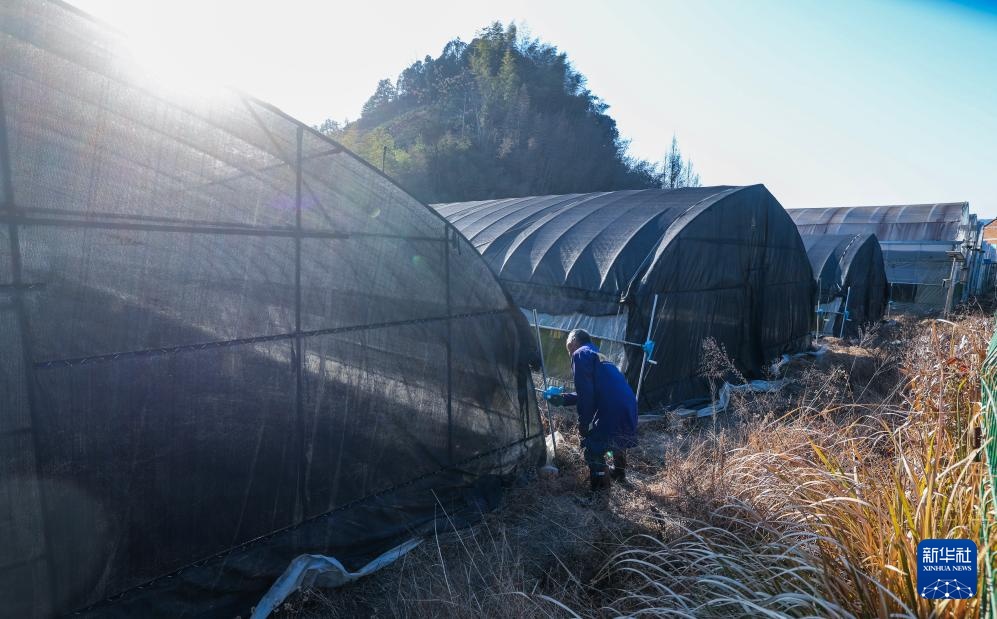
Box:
<box><xmin>974</xmin><ymin>242</ymin><xmax>997</xmax><ymax>296</ymax></box>
<box><xmin>436</xmin><ymin>185</ymin><xmax>814</xmax><ymax>408</ymax></box>
<box><xmin>0</xmin><ymin>2</ymin><xmax>543</xmax><ymax>615</ymax></box>
<box><xmin>520</xmin><ymin>309</ymin><xmax>630</xmax><ymax>373</ymax></box>
<box><xmin>672</xmin><ymin>379</ymin><xmax>790</xmax><ymax>418</ymax></box>
<box><xmin>883</xmin><ymin>245</ymin><xmax>955</xmax><ymax>310</ymax></box>
<box><xmin>802</xmin><ymin>234</ymin><xmax>888</xmax><ymax>337</ymax></box>
<box><xmin>520</xmin><ymin>309</ymin><xmax>629</xmax><ymax>345</ymax></box>
<box><xmin>250</xmin><ymin>538</ymin><xmax>423</xmax><ymax>619</ymax></box>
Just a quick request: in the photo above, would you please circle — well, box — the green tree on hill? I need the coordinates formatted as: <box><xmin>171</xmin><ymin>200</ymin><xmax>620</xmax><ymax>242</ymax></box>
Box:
<box><xmin>320</xmin><ymin>22</ymin><xmax>670</xmax><ymax>203</ymax></box>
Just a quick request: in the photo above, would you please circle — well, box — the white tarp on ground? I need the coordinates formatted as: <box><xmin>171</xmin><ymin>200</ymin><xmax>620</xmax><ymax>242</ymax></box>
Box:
<box><xmin>671</xmin><ymin>380</ymin><xmax>791</xmax><ymax>418</ymax></box>
<box><xmin>635</xmin><ymin>346</ymin><xmax>828</xmax><ymax>421</ymax></box>
<box><xmin>250</xmin><ymin>538</ymin><xmax>423</xmax><ymax>619</ymax></box>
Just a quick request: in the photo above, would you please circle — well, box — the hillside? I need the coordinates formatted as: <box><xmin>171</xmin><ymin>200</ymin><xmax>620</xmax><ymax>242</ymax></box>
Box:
<box><xmin>319</xmin><ymin>23</ymin><xmax>660</xmax><ymax>203</ymax></box>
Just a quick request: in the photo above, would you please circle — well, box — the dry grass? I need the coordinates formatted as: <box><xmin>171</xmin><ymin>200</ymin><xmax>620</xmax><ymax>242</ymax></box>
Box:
<box><xmin>283</xmin><ymin>313</ymin><xmax>994</xmax><ymax>619</ymax></box>
<box><xmin>279</xmin><ymin>421</ymin><xmax>648</xmax><ymax>618</ymax></box>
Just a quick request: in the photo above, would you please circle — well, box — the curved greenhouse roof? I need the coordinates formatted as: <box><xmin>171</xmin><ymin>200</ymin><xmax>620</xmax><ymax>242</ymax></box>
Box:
<box><xmin>438</xmin><ymin>187</ymin><xmax>738</xmax><ymax>314</ymax></box>
<box><xmin>789</xmin><ymin>203</ymin><xmax>969</xmax><ymax>242</ymax></box>
<box><xmin>436</xmin><ymin>185</ymin><xmax>814</xmax><ymax>407</ymax></box>
<box><xmin>0</xmin><ymin>1</ymin><xmax>541</xmax><ymax>615</ymax></box>
<box><xmin>801</xmin><ymin>234</ymin><xmax>889</xmax><ymax>336</ymax></box>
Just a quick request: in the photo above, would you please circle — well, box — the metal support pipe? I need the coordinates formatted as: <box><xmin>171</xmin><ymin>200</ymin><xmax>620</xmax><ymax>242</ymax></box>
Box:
<box><xmin>814</xmin><ymin>278</ymin><xmax>822</xmax><ymax>340</ymax></box>
<box><xmin>944</xmin><ymin>257</ymin><xmax>960</xmax><ymax>316</ymax></box>
<box><xmin>838</xmin><ymin>286</ymin><xmax>852</xmax><ymax>338</ymax></box>
<box><xmin>532</xmin><ymin>308</ymin><xmax>557</xmax><ymax>459</ymax></box>
<box><xmin>634</xmin><ymin>294</ymin><xmax>659</xmax><ymax>408</ymax></box>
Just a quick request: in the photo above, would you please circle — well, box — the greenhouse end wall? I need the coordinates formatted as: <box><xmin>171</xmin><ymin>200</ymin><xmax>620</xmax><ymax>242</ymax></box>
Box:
<box><xmin>800</xmin><ymin>234</ymin><xmax>889</xmax><ymax>337</ymax></box>
<box><xmin>626</xmin><ymin>185</ymin><xmax>813</xmax><ymax>406</ymax></box>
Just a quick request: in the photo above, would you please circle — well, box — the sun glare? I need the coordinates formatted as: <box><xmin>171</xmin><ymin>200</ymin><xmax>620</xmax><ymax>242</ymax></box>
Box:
<box><xmin>77</xmin><ymin>0</ymin><xmax>235</xmax><ymax>101</ymax></box>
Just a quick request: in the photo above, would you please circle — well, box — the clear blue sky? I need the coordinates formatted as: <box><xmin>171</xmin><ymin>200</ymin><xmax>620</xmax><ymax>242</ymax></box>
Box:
<box><xmin>71</xmin><ymin>0</ymin><xmax>997</xmax><ymax>215</ymax></box>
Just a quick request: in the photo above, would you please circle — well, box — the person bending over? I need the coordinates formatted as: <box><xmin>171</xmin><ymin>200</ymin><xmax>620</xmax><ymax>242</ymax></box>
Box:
<box><xmin>547</xmin><ymin>329</ymin><xmax>638</xmax><ymax>492</ymax></box>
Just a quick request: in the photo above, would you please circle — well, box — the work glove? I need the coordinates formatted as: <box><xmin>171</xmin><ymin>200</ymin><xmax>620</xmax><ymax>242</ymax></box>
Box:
<box><xmin>542</xmin><ymin>386</ymin><xmax>564</xmax><ymax>407</ymax></box>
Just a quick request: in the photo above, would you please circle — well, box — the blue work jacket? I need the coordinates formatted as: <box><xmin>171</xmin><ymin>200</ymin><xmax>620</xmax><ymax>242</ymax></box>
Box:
<box><xmin>562</xmin><ymin>344</ymin><xmax>638</xmax><ymax>451</ymax></box>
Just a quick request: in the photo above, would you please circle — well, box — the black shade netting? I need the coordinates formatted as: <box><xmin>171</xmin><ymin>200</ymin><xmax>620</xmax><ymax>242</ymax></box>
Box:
<box><xmin>437</xmin><ymin>184</ymin><xmax>814</xmax><ymax>408</ymax></box>
<box><xmin>802</xmin><ymin>233</ymin><xmax>889</xmax><ymax>336</ymax></box>
<box><xmin>0</xmin><ymin>2</ymin><xmax>543</xmax><ymax>616</ymax></box>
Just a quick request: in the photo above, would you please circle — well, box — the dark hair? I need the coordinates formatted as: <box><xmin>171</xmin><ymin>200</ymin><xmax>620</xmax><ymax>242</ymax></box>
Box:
<box><xmin>567</xmin><ymin>329</ymin><xmax>592</xmax><ymax>346</ymax></box>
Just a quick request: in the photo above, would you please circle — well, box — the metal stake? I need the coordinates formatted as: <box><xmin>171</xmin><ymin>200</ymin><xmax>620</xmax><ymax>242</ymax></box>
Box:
<box><xmin>944</xmin><ymin>256</ymin><xmax>960</xmax><ymax>316</ymax></box>
<box><xmin>532</xmin><ymin>309</ymin><xmax>557</xmax><ymax>459</ymax></box>
<box><xmin>634</xmin><ymin>294</ymin><xmax>659</xmax><ymax>408</ymax></box>
<box><xmin>814</xmin><ymin>278</ymin><xmax>822</xmax><ymax>340</ymax></box>
<box><xmin>838</xmin><ymin>286</ymin><xmax>852</xmax><ymax>338</ymax></box>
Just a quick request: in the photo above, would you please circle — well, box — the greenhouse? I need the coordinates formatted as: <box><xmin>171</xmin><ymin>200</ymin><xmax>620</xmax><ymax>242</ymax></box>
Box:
<box><xmin>800</xmin><ymin>234</ymin><xmax>889</xmax><ymax>337</ymax></box>
<box><xmin>434</xmin><ymin>185</ymin><xmax>814</xmax><ymax>409</ymax></box>
<box><xmin>968</xmin><ymin>216</ymin><xmax>996</xmax><ymax>296</ymax></box>
<box><xmin>0</xmin><ymin>1</ymin><xmax>544</xmax><ymax>616</ymax></box>
<box><xmin>789</xmin><ymin>203</ymin><xmax>984</xmax><ymax>312</ymax></box>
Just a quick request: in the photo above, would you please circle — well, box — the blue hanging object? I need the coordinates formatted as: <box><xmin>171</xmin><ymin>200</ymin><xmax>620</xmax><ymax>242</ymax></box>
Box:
<box><xmin>542</xmin><ymin>386</ymin><xmax>563</xmax><ymax>400</ymax></box>
<box><xmin>642</xmin><ymin>340</ymin><xmax>655</xmax><ymax>356</ymax></box>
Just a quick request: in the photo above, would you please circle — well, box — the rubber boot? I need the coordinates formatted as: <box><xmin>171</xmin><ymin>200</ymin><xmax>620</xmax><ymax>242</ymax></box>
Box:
<box><xmin>589</xmin><ymin>467</ymin><xmax>611</xmax><ymax>493</ymax></box>
<box><xmin>611</xmin><ymin>450</ymin><xmax>628</xmax><ymax>483</ymax></box>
